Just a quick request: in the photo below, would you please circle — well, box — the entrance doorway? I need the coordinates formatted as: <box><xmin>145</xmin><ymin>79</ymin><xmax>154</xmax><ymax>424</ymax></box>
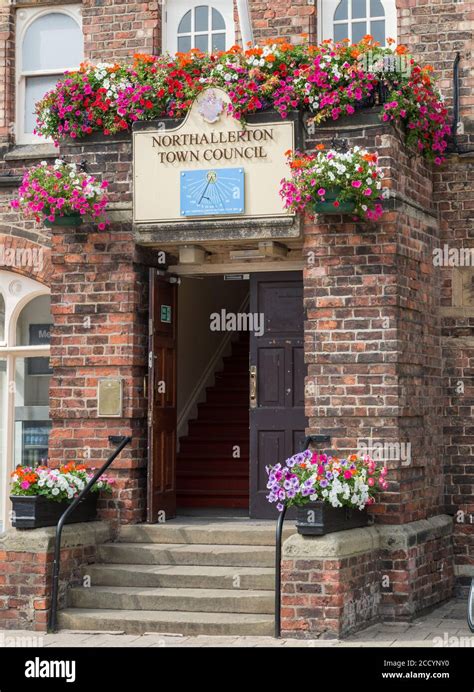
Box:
<box><xmin>147</xmin><ymin>269</ymin><xmax>306</xmax><ymax>521</ymax></box>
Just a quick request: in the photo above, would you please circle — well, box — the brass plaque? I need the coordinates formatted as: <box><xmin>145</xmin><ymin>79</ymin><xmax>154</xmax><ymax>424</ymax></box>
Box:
<box><xmin>97</xmin><ymin>378</ymin><xmax>123</xmax><ymax>417</ymax></box>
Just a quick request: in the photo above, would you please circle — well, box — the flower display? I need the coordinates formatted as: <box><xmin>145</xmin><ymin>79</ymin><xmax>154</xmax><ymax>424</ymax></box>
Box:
<box><xmin>280</xmin><ymin>145</ymin><xmax>387</xmax><ymax>220</ymax></box>
<box><xmin>10</xmin><ymin>462</ymin><xmax>115</xmax><ymax>503</ymax></box>
<box><xmin>34</xmin><ymin>36</ymin><xmax>449</xmax><ymax>164</ymax></box>
<box><xmin>11</xmin><ymin>159</ymin><xmax>109</xmax><ymax>227</ymax></box>
<box><xmin>266</xmin><ymin>451</ymin><xmax>388</xmax><ymax>511</ymax></box>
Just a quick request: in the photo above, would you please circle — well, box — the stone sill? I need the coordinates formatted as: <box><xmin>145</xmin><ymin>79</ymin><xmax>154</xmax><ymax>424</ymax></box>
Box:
<box><xmin>4</xmin><ymin>143</ymin><xmax>58</xmax><ymax>161</ymax></box>
<box><xmin>0</xmin><ymin>520</ymin><xmax>112</xmax><ymax>552</ymax></box>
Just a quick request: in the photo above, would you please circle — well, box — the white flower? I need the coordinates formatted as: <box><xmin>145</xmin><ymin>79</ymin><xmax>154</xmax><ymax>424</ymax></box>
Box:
<box><xmin>52</xmin><ymin>487</ymin><xmax>60</xmax><ymax>496</ymax></box>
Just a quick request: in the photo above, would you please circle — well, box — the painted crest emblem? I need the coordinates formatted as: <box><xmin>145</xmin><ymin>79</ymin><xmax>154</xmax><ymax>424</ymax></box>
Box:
<box><xmin>197</xmin><ymin>89</ymin><xmax>224</xmax><ymax>124</ymax></box>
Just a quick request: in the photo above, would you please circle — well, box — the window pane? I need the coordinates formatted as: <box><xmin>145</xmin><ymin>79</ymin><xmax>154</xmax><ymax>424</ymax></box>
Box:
<box><xmin>178</xmin><ymin>10</ymin><xmax>192</xmax><ymax>34</ymax></box>
<box><xmin>352</xmin><ymin>20</ymin><xmax>367</xmax><ymax>42</ymax></box>
<box><xmin>334</xmin><ymin>0</ymin><xmax>348</xmax><ymax>21</ymax></box>
<box><xmin>212</xmin><ymin>8</ymin><xmax>225</xmax><ymax>30</ymax></box>
<box><xmin>24</xmin><ymin>74</ymin><xmax>59</xmax><ymax>134</ymax></box>
<box><xmin>370</xmin><ymin>19</ymin><xmax>385</xmax><ymax>44</ymax></box>
<box><xmin>14</xmin><ymin>357</ymin><xmax>51</xmax><ymax>468</ymax></box>
<box><xmin>212</xmin><ymin>32</ymin><xmax>226</xmax><ymax>52</ymax></box>
<box><xmin>352</xmin><ymin>0</ymin><xmax>367</xmax><ymax>19</ymax></box>
<box><xmin>22</xmin><ymin>13</ymin><xmax>83</xmax><ymax>71</ymax></box>
<box><xmin>195</xmin><ymin>33</ymin><xmax>209</xmax><ymax>52</ymax></box>
<box><xmin>0</xmin><ymin>359</ymin><xmax>6</xmax><ymax>531</ymax></box>
<box><xmin>334</xmin><ymin>23</ymin><xmax>349</xmax><ymax>42</ymax></box>
<box><xmin>16</xmin><ymin>295</ymin><xmax>52</xmax><ymax>346</ymax></box>
<box><xmin>178</xmin><ymin>35</ymin><xmax>192</xmax><ymax>52</ymax></box>
<box><xmin>0</xmin><ymin>293</ymin><xmax>4</xmax><ymax>342</ymax></box>
<box><xmin>195</xmin><ymin>6</ymin><xmax>209</xmax><ymax>32</ymax></box>
<box><xmin>370</xmin><ymin>0</ymin><xmax>385</xmax><ymax>16</ymax></box>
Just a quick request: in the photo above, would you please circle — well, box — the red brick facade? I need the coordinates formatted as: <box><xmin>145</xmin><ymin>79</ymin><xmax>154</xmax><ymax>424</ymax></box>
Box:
<box><xmin>0</xmin><ymin>0</ymin><xmax>472</xmax><ymax>634</ymax></box>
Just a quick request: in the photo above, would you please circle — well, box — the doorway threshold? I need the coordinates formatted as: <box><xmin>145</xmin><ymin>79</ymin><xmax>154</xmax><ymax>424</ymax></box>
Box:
<box><xmin>176</xmin><ymin>507</ymin><xmax>249</xmax><ymax>520</ymax></box>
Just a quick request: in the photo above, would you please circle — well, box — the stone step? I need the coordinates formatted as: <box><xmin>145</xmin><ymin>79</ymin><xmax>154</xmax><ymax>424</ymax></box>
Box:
<box><xmin>58</xmin><ymin>608</ymin><xmax>274</xmax><ymax>636</ymax></box>
<box><xmin>68</xmin><ymin>586</ymin><xmax>274</xmax><ymax>614</ymax></box>
<box><xmin>97</xmin><ymin>542</ymin><xmax>275</xmax><ymax>567</ymax></box>
<box><xmin>85</xmin><ymin>563</ymin><xmax>275</xmax><ymax>590</ymax></box>
<box><xmin>117</xmin><ymin>521</ymin><xmax>294</xmax><ymax>546</ymax></box>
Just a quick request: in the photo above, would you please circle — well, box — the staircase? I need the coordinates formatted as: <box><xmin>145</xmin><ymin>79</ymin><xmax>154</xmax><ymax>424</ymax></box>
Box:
<box><xmin>58</xmin><ymin>519</ymin><xmax>294</xmax><ymax>636</ymax></box>
<box><xmin>177</xmin><ymin>332</ymin><xmax>250</xmax><ymax>508</ymax></box>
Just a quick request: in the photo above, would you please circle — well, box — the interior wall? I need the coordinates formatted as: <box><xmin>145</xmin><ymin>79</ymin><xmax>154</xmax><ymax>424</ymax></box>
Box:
<box><xmin>177</xmin><ymin>275</ymin><xmax>249</xmax><ymax>421</ymax></box>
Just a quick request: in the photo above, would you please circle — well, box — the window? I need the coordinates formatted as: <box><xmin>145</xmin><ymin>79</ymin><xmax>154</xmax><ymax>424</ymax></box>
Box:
<box><xmin>318</xmin><ymin>0</ymin><xmax>397</xmax><ymax>46</ymax></box>
<box><xmin>16</xmin><ymin>6</ymin><xmax>83</xmax><ymax>144</ymax></box>
<box><xmin>165</xmin><ymin>0</ymin><xmax>234</xmax><ymax>55</ymax></box>
<box><xmin>0</xmin><ymin>271</ymin><xmax>52</xmax><ymax>532</ymax></box>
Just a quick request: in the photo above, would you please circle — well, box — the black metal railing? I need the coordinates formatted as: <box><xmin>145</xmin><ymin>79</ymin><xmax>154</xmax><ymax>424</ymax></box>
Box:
<box><xmin>48</xmin><ymin>435</ymin><xmax>132</xmax><ymax>633</ymax></box>
<box><xmin>468</xmin><ymin>579</ymin><xmax>474</xmax><ymax>633</ymax></box>
<box><xmin>274</xmin><ymin>434</ymin><xmax>331</xmax><ymax>638</ymax></box>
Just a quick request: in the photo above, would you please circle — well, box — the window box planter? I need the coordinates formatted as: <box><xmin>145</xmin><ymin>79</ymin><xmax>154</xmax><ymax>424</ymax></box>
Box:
<box><xmin>295</xmin><ymin>501</ymin><xmax>370</xmax><ymax>536</ymax></box>
<box><xmin>44</xmin><ymin>214</ymin><xmax>83</xmax><ymax>228</ymax></box>
<box><xmin>312</xmin><ymin>188</ymin><xmax>356</xmax><ymax>214</ymax></box>
<box><xmin>10</xmin><ymin>494</ymin><xmax>98</xmax><ymax>530</ymax></box>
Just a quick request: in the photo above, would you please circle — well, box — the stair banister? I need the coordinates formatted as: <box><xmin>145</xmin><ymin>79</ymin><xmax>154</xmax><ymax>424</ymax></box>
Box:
<box><xmin>48</xmin><ymin>435</ymin><xmax>132</xmax><ymax>633</ymax></box>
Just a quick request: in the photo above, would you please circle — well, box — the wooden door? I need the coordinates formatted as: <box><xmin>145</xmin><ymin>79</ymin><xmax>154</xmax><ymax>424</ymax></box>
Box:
<box><xmin>249</xmin><ymin>272</ymin><xmax>306</xmax><ymax>518</ymax></box>
<box><xmin>147</xmin><ymin>269</ymin><xmax>178</xmax><ymax>522</ymax></box>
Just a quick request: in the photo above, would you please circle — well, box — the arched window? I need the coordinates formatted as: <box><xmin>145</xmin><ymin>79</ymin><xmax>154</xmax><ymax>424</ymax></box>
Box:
<box><xmin>16</xmin><ymin>6</ymin><xmax>83</xmax><ymax>144</ymax></box>
<box><xmin>165</xmin><ymin>0</ymin><xmax>234</xmax><ymax>55</ymax></box>
<box><xmin>319</xmin><ymin>0</ymin><xmax>397</xmax><ymax>46</ymax></box>
<box><xmin>0</xmin><ymin>271</ymin><xmax>52</xmax><ymax>532</ymax></box>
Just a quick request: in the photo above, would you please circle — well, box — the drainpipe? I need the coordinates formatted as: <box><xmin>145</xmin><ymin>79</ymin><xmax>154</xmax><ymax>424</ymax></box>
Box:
<box><xmin>236</xmin><ymin>0</ymin><xmax>254</xmax><ymax>47</ymax></box>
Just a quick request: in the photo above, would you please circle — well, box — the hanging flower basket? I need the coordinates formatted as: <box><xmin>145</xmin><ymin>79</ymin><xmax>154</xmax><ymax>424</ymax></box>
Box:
<box><xmin>280</xmin><ymin>145</ymin><xmax>387</xmax><ymax>221</ymax></box>
<box><xmin>44</xmin><ymin>213</ymin><xmax>83</xmax><ymax>228</ymax></box>
<box><xmin>312</xmin><ymin>187</ymin><xmax>357</xmax><ymax>214</ymax></box>
<box><xmin>10</xmin><ymin>159</ymin><xmax>109</xmax><ymax>229</ymax></box>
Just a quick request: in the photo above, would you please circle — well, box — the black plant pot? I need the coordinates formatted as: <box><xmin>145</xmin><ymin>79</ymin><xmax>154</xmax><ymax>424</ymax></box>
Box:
<box><xmin>10</xmin><ymin>494</ymin><xmax>98</xmax><ymax>530</ymax></box>
<box><xmin>295</xmin><ymin>500</ymin><xmax>370</xmax><ymax>536</ymax></box>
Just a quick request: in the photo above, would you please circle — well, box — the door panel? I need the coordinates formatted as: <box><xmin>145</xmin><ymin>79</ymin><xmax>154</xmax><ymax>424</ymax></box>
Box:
<box><xmin>147</xmin><ymin>270</ymin><xmax>178</xmax><ymax>522</ymax></box>
<box><xmin>250</xmin><ymin>272</ymin><xmax>307</xmax><ymax>518</ymax></box>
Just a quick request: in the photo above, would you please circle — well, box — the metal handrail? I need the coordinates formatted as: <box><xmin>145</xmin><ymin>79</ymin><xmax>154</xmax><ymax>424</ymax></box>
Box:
<box><xmin>468</xmin><ymin>579</ymin><xmax>474</xmax><ymax>633</ymax></box>
<box><xmin>48</xmin><ymin>435</ymin><xmax>132</xmax><ymax>633</ymax></box>
<box><xmin>274</xmin><ymin>434</ymin><xmax>331</xmax><ymax>638</ymax></box>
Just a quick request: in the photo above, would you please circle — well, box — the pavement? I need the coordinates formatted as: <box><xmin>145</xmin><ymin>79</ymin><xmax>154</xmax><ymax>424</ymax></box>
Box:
<box><xmin>0</xmin><ymin>599</ymin><xmax>471</xmax><ymax>648</ymax></box>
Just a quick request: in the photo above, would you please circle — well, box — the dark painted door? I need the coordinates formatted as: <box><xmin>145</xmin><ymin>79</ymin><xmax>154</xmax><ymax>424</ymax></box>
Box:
<box><xmin>249</xmin><ymin>271</ymin><xmax>307</xmax><ymax>518</ymax></box>
<box><xmin>147</xmin><ymin>269</ymin><xmax>178</xmax><ymax>522</ymax></box>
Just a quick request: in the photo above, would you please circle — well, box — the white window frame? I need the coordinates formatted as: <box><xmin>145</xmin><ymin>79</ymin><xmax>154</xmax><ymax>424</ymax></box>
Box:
<box><xmin>318</xmin><ymin>0</ymin><xmax>397</xmax><ymax>46</ymax></box>
<box><xmin>163</xmin><ymin>0</ymin><xmax>235</xmax><ymax>55</ymax></box>
<box><xmin>0</xmin><ymin>271</ymin><xmax>51</xmax><ymax>532</ymax></box>
<box><xmin>15</xmin><ymin>4</ymin><xmax>83</xmax><ymax>145</ymax></box>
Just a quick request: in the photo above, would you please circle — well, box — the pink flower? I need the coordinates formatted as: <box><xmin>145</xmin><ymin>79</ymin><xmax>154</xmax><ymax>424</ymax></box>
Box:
<box><xmin>317</xmin><ymin>188</ymin><xmax>326</xmax><ymax>196</ymax></box>
<box><xmin>367</xmin><ymin>477</ymin><xmax>375</xmax><ymax>487</ymax></box>
<box><xmin>351</xmin><ymin>180</ymin><xmax>362</xmax><ymax>188</ymax></box>
<box><xmin>363</xmin><ymin>188</ymin><xmax>372</xmax><ymax>196</ymax></box>
<box><xmin>20</xmin><ymin>481</ymin><xmax>30</xmax><ymax>490</ymax></box>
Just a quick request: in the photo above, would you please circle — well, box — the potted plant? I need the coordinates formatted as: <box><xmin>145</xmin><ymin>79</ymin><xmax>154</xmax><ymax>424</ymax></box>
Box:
<box><xmin>266</xmin><ymin>450</ymin><xmax>388</xmax><ymax>535</ymax></box>
<box><xmin>280</xmin><ymin>145</ymin><xmax>388</xmax><ymax>221</ymax></box>
<box><xmin>10</xmin><ymin>462</ymin><xmax>115</xmax><ymax>529</ymax></box>
<box><xmin>11</xmin><ymin>159</ymin><xmax>109</xmax><ymax>229</ymax></box>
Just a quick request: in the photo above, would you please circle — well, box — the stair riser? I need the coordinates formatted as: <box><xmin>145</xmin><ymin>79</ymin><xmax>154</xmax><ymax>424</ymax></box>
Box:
<box><xmin>85</xmin><ymin>566</ymin><xmax>275</xmax><ymax>590</ymax></box>
<box><xmin>117</xmin><ymin>525</ymin><xmax>293</xmax><ymax>546</ymax></box>
<box><xmin>178</xmin><ymin>443</ymin><xmax>249</xmax><ymax>456</ymax></box>
<box><xmin>68</xmin><ymin>589</ymin><xmax>274</xmax><ymax>614</ymax></box>
<box><xmin>97</xmin><ymin>545</ymin><xmax>274</xmax><ymax>567</ymax></box>
<box><xmin>58</xmin><ymin>612</ymin><xmax>273</xmax><ymax>636</ymax></box>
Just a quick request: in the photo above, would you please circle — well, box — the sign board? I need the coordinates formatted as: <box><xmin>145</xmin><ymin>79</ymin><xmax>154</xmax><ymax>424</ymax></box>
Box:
<box><xmin>133</xmin><ymin>88</ymin><xmax>295</xmax><ymax>224</ymax></box>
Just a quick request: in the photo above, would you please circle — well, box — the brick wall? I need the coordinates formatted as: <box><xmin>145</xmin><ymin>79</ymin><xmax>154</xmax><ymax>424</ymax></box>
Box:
<box><xmin>0</xmin><ymin>522</ymin><xmax>111</xmax><ymax>631</ymax></box>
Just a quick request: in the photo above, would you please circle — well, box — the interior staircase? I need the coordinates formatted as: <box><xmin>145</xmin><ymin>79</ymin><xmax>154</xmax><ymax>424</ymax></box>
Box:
<box><xmin>176</xmin><ymin>331</ymin><xmax>250</xmax><ymax>508</ymax></box>
<box><xmin>58</xmin><ymin>519</ymin><xmax>294</xmax><ymax>636</ymax></box>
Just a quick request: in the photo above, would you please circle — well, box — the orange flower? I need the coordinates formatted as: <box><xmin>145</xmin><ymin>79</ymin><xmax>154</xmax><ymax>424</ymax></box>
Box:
<box><xmin>315</xmin><ymin>143</ymin><xmax>325</xmax><ymax>151</ymax></box>
<box><xmin>363</xmin><ymin>153</ymin><xmax>377</xmax><ymax>163</ymax></box>
<box><xmin>284</xmin><ymin>149</ymin><xmax>293</xmax><ymax>156</ymax></box>
<box><xmin>350</xmin><ymin>48</ymin><xmax>360</xmax><ymax>58</ymax></box>
<box><xmin>387</xmin><ymin>37</ymin><xmax>395</xmax><ymax>45</ymax></box>
<box><xmin>266</xmin><ymin>54</ymin><xmax>276</xmax><ymax>62</ymax></box>
<box><xmin>395</xmin><ymin>44</ymin><xmax>408</xmax><ymax>55</ymax></box>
